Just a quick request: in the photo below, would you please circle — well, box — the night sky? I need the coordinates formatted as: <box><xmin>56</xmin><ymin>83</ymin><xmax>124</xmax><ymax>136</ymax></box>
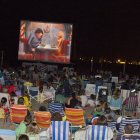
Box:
<box><xmin>0</xmin><ymin>0</ymin><xmax>140</xmax><ymax>65</ymax></box>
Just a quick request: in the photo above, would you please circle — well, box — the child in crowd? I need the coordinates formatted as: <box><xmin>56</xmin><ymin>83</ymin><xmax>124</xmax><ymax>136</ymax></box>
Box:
<box><xmin>18</xmin><ymin>97</ymin><xmax>24</xmax><ymax>105</ymax></box>
<box><xmin>23</xmin><ymin>91</ymin><xmax>31</xmax><ymax>110</ymax></box>
<box><xmin>15</xmin><ymin>115</ymin><xmax>32</xmax><ymax>139</ymax></box>
<box><xmin>0</xmin><ymin>103</ymin><xmax>5</xmax><ymax>126</ymax></box>
<box><xmin>1</xmin><ymin>97</ymin><xmax>9</xmax><ymax>123</ymax></box>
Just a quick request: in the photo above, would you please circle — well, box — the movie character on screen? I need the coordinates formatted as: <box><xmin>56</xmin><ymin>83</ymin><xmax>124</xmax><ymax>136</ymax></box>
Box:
<box><xmin>56</xmin><ymin>31</ymin><xmax>69</xmax><ymax>56</ymax></box>
<box><xmin>27</xmin><ymin>28</ymin><xmax>44</xmax><ymax>52</ymax></box>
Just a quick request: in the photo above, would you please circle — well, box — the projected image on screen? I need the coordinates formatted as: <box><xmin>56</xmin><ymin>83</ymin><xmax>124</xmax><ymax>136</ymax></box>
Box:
<box><xmin>18</xmin><ymin>20</ymin><xmax>73</xmax><ymax>63</ymax></box>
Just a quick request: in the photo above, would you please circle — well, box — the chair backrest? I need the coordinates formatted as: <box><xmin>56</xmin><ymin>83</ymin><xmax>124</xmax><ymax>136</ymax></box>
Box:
<box><xmin>85</xmin><ymin>84</ymin><xmax>96</xmax><ymax>97</ymax></box>
<box><xmin>48</xmin><ymin>102</ymin><xmax>64</xmax><ymax>117</ymax></box>
<box><xmin>51</xmin><ymin>121</ymin><xmax>70</xmax><ymax>140</ymax></box>
<box><xmin>29</xmin><ymin>86</ymin><xmax>39</xmax><ymax>97</ymax></box>
<box><xmin>86</xmin><ymin>125</ymin><xmax>108</xmax><ymax>140</ymax></box>
<box><xmin>65</xmin><ymin>107</ymin><xmax>85</xmax><ymax>126</ymax></box>
<box><xmin>121</xmin><ymin>89</ymin><xmax>130</xmax><ymax>101</ymax></box>
<box><xmin>34</xmin><ymin>111</ymin><xmax>51</xmax><ymax>128</ymax></box>
<box><xmin>10</xmin><ymin>105</ymin><xmax>27</xmax><ymax>123</ymax></box>
<box><xmin>127</xmin><ymin>96</ymin><xmax>138</xmax><ymax>110</ymax></box>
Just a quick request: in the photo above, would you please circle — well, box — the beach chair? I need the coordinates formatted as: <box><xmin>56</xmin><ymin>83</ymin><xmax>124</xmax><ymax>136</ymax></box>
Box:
<box><xmin>65</xmin><ymin>108</ymin><xmax>85</xmax><ymax>127</ymax></box>
<box><xmin>51</xmin><ymin>121</ymin><xmax>70</xmax><ymax>140</ymax></box>
<box><xmin>65</xmin><ymin>107</ymin><xmax>85</xmax><ymax>138</ymax></box>
<box><xmin>48</xmin><ymin>102</ymin><xmax>65</xmax><ymax>117</ymax></box>
<box><xmin>28</xmin><ymin>86</ymin><xmax>39</xmax><ymax>102</ymax></box>
<box><xmin>34</xmin><ymin>111</ymin><xmax>51</xmax><ymax>129</ymax></box>
<box><xmin>10</xmin><ymin>105</ymin><xmax>27</xmax><ymax>123</ymax></box>
<box><xmin>86</xmin><ymin>125</ymin><xmax>109</xmax><ymax>140</ymax></box>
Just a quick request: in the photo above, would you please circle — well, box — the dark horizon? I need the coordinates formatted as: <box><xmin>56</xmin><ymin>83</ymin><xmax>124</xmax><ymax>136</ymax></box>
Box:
<box><xmin>0</xmin><ymin>1</ymin><xmax>140</xmax><ymax>65</ymax></box>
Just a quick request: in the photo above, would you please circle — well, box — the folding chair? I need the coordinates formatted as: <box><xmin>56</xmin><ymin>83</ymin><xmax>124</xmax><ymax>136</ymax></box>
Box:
<box><xmin>10</xmin><ymin>105</ymin><xmax>27</xmax><ymax>123</ymax></box>
<box><xmin>34</xmin><ymin>111</ymin><xmax>51</xmax><ymax>129</ymax></box>
<box><xmin>86</xmin><ymin>125</ymin><xmax>108</xmax><ymax>140</ymax></box>
<box><xmin>51</xmin><ymin>121</ymin><xmax>70</xmax><ymax>140</ymax></box>
<box><xmin>85</xmin><ymin>84</ymin><xmax>96</xmax><ymax>97</ymax></box>
<box><xmin>48</xmin><ymin>102</ymin><xmax>65</xmax><ymax>117</ymax></box>
<box><xmin>120</xmin><ymin>89</ymin><xmax>130</xmax><ymax>102</ymax></box>
<box><xmin>28</xmin><ymin>86</ymin><xmax>39</xmax><ymax>102</ymax></box>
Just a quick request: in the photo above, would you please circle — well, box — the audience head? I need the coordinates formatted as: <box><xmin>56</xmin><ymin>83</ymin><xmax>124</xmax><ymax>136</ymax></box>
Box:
<box><xmin>124</xmin><ymin>124</ymin><xmax>134</xmax><ymax>134</ymax></box>
<box><xmin>0</xmin><ymin>137</ymin><xmax>3</xmax><ymax>140</ymax></box>
<box><xmin>18</xmin><ymin>97</ymin><xmax>24</xmax><ymax>105</ymax></box>
<box><xmin>107</xmin><ymin>115</ymin><xmax>113</xmax><ymax>122</ymax></box>
<box><xmin>1</xmin><ymin>97</ymin><xmax>7</xmax><ymax>105</ymax></box>
<box><xmin>51</xmin><ymin>112</ymin><xmax>62</xmax><ymax>121</ymax></box>
<box><xmin>105</xmin><ymin>107</ymin><xmax>111</xmax><ymax>114</ymax></box>
<box><xmin>90</xmin><ymin>94</ymin><xmax>96</xmax><ymax>100</ymax></box>
<box><xmin>113</xmin><ymin>89</ymin><xmax>120</xmax><ymax>99</ymax></box>
<box><xmin>71</xmin><ymin>92</ymin><xmax>76</xmax><ymax>99</ymax></box>
<box><xmin>75</xmin><ymin>101</ymin><xmax>82</xmax><ymax>107</ymax></box>
<box><xmin>97</xmin><ymin>115</ymin><xmax>107</xmax><ymax>126</ymax></box>
<box><xmin>18</xmin><ymin>134</ymin><xmax>29</xmax><ymax>140</ymax></box>
<box><xmin>80</xmin><ymin>89</ymin><xmax>85</xmax><ymax>95</ymax></box>
<box><xmin>95</xmin><ymin>105</ymin><xmax>102</xmax><ymax>112</ymax></box>
<box><xmin>24</xmin><ymin>115</ymin><xmax>32</xmax><ymax>125</ymax></box>
<box><xmin>39</xmin><ymin>106</ymin><xmax>47</xmax><ymax>111</ymax></box>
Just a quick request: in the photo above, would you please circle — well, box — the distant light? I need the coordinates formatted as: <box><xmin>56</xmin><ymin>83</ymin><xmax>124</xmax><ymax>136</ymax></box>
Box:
<box><xmin>117</xmin><ymin>59</ymin><xmax>121</xmax><ymax>63</ymax></box>
<box><xmin>120</xmin><ymin>61</ymin><xmax>126</xmax><ymax>64</ymax></box>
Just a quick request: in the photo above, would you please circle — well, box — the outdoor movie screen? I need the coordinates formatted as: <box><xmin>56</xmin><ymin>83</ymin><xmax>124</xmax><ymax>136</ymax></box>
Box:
<box><xmin>18</xmin><ymin>20</ymin><xmax>73</xmax><ymax>63</ymax></box>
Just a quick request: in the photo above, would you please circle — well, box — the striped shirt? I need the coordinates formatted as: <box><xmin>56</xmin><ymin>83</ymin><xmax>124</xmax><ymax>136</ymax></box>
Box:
<box><xmin>119</xmin><ymin>118</ymin><xmax>139</xmax><ymax>134</ymax></box>
<box><xmin>107</xmin><ymin>121</ymin><xmax>116</xmax><ymax>131</ymax></box>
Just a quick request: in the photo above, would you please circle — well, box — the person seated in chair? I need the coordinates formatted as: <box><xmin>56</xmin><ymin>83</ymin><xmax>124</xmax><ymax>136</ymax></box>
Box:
<box><xmin>116</xmin><ymin>124</ymin><xmax>140</xmax><ymax>140</ymax></box>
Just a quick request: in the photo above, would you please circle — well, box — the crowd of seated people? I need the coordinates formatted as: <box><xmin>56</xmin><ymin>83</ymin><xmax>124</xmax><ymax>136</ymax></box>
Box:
<box><xmin>0</xmin><ymin>65</ymin><xmax>140</xmax><ymax>139</ymax></box>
